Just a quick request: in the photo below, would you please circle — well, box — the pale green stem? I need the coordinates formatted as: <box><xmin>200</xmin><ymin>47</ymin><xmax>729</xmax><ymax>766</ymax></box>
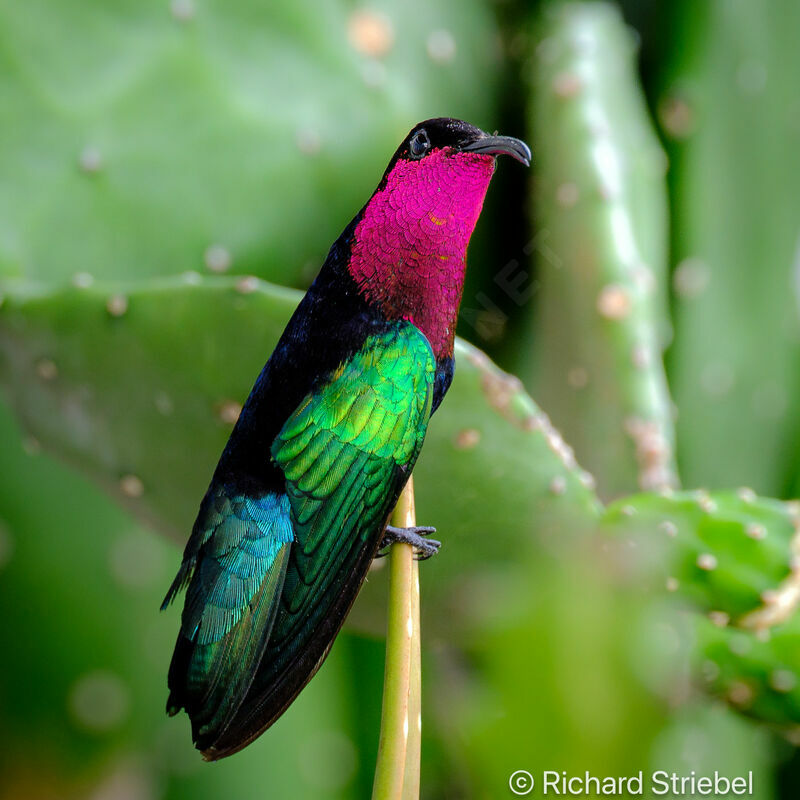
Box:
<box><xmin>372</xmin><ymin>476</ymin><xmax>422</xmax><ymax>800</ymax></box>
<box><xmin>402</xmin><ymin>538</ymin><xmax>421</xmax><ymax>800</ymax></box>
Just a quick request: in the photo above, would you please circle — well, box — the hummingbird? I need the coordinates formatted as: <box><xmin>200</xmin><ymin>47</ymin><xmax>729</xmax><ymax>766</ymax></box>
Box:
<box><xmin>162</xmin><ymin>118</ymin><xmax>530</xmax><ymax>759</ymax></box>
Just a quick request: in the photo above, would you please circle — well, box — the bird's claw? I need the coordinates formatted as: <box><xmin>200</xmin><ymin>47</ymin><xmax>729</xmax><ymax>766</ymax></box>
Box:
<box><xmin>376</xmin><ymin>524</ymin><xmax>441</xmax><ymax>561</ymax></box>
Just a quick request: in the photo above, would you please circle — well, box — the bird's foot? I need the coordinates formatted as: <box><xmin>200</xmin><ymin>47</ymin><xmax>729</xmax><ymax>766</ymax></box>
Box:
<box><xmin>376</xmin><ymin>525</ymin><xmax>441</xmax><ymax>561</ymax></box>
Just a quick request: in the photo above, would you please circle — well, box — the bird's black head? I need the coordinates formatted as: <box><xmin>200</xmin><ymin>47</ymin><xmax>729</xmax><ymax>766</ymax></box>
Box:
<box><xmin>390</xmin><ymin>117</ymin><xmax>531</xmax><ymax>168</ymax></box>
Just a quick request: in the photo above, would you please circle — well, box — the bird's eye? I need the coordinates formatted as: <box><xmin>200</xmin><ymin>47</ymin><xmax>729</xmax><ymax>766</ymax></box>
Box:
<box><xmin>409</xmin><ymin>130</ymin><xmax>431</xmax><ymax>159</ymax></box>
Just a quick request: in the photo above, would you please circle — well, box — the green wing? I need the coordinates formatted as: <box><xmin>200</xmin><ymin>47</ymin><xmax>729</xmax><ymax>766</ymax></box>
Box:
<box><xmin>205</xmin><ymin>321</ymin><xmax>436</xmax><ymax>757</ymax></box>
<box><xmin>272</xmin><ymin>322</ymin><xmax>435</xmax><ymax>646</ymax></box>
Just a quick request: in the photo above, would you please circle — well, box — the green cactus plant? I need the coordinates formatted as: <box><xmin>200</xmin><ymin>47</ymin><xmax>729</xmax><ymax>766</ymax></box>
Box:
<box><xmin>0</xmin><ymin>0</ymin><xmax>499</xmax><ymax>289</ymax></box>
<box><xmin>524</xmin><ymin>1</ymin><xmax>676</xmax><ymax>499</ymax></box>
<box><xmin>0</xmin><ymin>278</ymin><xmax>602</xmax><ymax>544</ymax></box>
<box><xmin>693</xmin><ymin>612</ymin><xmax>800</xmax><ymax>735</ymax></box>
<box><xmin>0</xmin><ymin>402</ymin><xmax>371</xmax><ymax>800</ymax></box>
<box><xmin>0</xmin><ymin>276</ymin><xmax>601</xmax><ymax>628</ymax></box>
<box><xmin>2</xmin><ymin>0</ymin><xmax>800</xmax><ymax>797</ymax></box>
<box><xmin>603</xmin><ymin>490</ymin><xmax>800</xmax><ymax>619</ymax></box>
<box><xmin>601</xmin><ymin>489</ymin><xmax>800</xmax><ymax>728</ymax></box>
<box><xmin>658</xmin><ymin>0</ymin><xmax>800</xmax><ymax>495</ymax></box>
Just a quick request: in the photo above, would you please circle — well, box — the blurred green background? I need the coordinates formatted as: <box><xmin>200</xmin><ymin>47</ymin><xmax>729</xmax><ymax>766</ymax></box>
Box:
<box><xmin>2</xmin><ymin>0</ymin><xmax>800</xmax><ymax>798</ymax></box>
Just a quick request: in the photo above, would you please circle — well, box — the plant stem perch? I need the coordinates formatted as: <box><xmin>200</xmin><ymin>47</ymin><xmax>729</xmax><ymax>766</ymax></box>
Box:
<box><xmin>372</xmin><ymin>476</ymin><xmax>422</xmax><ymax>800</ymax></box>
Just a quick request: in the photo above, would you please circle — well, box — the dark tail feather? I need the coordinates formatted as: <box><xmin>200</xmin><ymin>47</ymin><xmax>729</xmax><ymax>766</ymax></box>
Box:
<box><xmin>166</xmin><ymin>545</ymin><xmax>292</xmax><ymax>751</ymax></box>
<box><xmin>199</xmin><ymin>534</ymin><xmax>380</xmax><ymax>760</ymax></box>
<box><xmin>166</xmin><ymin>632</ymin><xmax>193</xmax><ymax>716</ymax></box>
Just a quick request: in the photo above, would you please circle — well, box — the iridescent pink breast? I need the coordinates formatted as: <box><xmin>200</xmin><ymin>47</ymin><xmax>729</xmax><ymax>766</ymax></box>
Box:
<box><xmin>348</xmin><ymin>148</ymin><xmax>495</xmax><ymax>358</ymax></box>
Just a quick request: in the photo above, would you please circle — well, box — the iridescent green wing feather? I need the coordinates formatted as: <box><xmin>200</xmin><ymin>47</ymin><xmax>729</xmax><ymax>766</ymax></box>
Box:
<box><xmin>271</xmin><ymin>321</ymin><xmax>435</xmax><ymax>663</ymax></box>
<box><xmin>163</xmin><ymin>490</ymin><xmax>294</xmax><ymax>744</ymax></box>
<box><xmin>206</xmin><ymin>322</ymin><xmax>435</xmax><ymax>756</ymax></box>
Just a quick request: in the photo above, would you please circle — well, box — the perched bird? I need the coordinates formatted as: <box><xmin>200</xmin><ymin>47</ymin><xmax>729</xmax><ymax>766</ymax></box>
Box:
<box><xmin>162</xmin><ymin>118</ymin><xmax>530</xmax><ymax>759</ymax></box>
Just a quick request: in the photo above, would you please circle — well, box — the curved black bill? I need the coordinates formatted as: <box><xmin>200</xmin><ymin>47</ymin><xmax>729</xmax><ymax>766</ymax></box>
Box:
<box><xmin>459</xmin><ymin>134</ymin><xmax>531</xmax><ymax>166</ymax></box>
